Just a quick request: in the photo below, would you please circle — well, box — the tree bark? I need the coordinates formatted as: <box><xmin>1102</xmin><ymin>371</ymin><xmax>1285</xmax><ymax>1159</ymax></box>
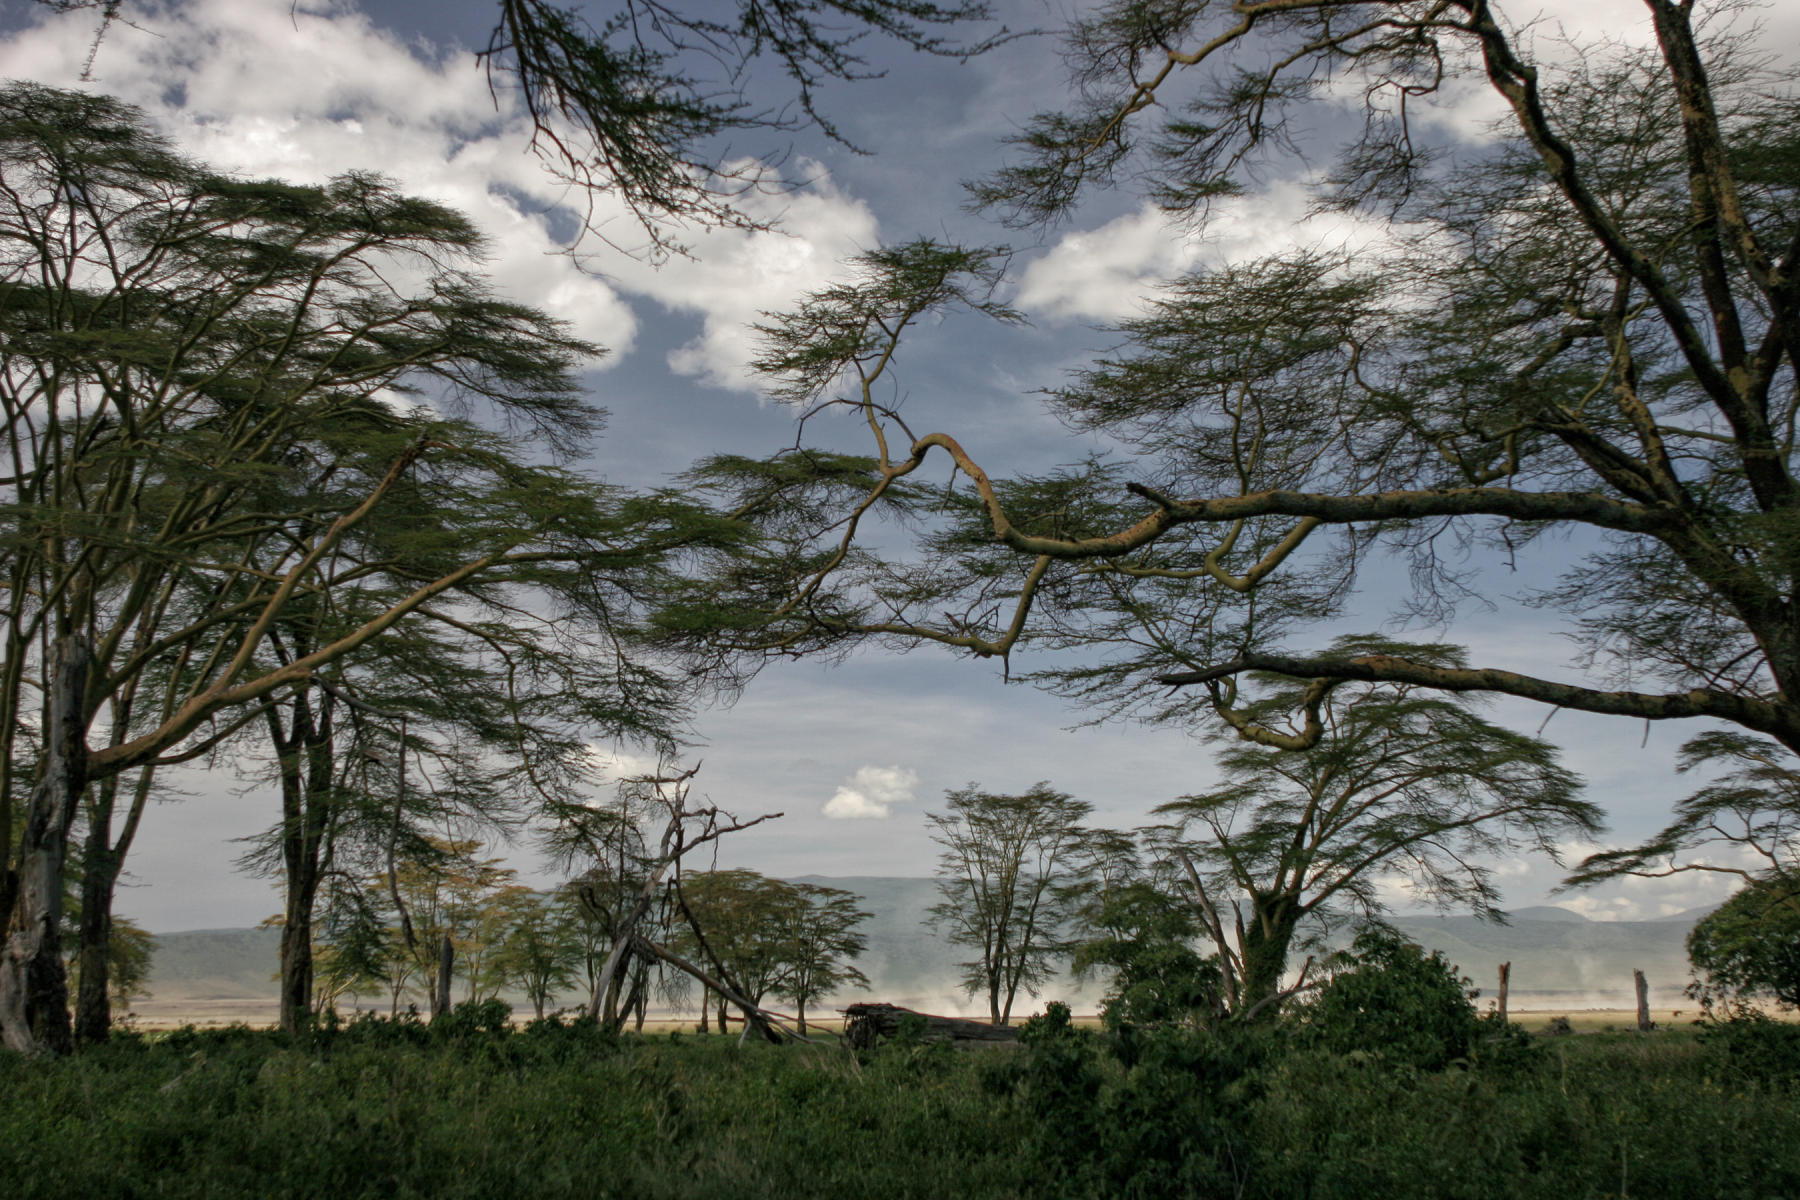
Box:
<box><xmin>269</xmin><ymin>685</ymin><xmax>338</xmax><ymax>1036</ymax></box>
<box><xmin>0</xmin><ymin>637</ymin><xmax>89</xmax><ymax>1056</ymax></box>
<box><xmin>434</xmin><ymin>931</ymin><xmax>454</xmax><ymax>1017</ymax></box>
<box><xmin>1497</xmin><ymin>961</ymin><xmax>1511</xmax><ymax>1023</ymax></box>
<box><xmin>72</xmin><ymin>822</ymin><xmax>119</xmax><ymax>1046</ymax></box>
<box><xmin>1239</xmin><ymin>893</ymin><xmax>1301</xmax><ymax>1020</ymax></box>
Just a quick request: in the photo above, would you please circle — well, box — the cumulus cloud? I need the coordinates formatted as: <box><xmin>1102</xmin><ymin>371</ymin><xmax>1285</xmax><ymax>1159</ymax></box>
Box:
<box><xmin>822</xmin><ymin>765</ymin><xmax>919</xmax><ymax>820</ymax></box>
<box><xmin>603</xmin><ymin>161</ymin><xmax>880</xmax><ymax>392</ymax></box>
<box><xmin>1012</xmin><ymin>186</ymin><xmax>1390</xmax><ymax>324</ymax></box>
<box><xmin>2</xmin><ymin>0</ymin><xmax>882</xmax><ymax>390</ymax></box>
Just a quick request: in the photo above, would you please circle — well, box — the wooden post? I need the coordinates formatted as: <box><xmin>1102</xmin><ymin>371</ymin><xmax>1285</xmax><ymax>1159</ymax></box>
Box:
<box><xmin>1497</xmin><ymin>961</ymin><xmax>1511</xmax><ymax>1022</ymax></box>
<box><xmin>1633</xmin><ymin>969</ymin><xmax>1652</xmax><ymax>1031</ymax></box>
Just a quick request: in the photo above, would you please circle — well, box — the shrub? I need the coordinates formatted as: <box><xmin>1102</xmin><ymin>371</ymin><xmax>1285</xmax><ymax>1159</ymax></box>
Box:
<box><xmin>1295</xmin><ymin>927</ymin><xmax>1495</xmax><ymax>1071</ymax></box>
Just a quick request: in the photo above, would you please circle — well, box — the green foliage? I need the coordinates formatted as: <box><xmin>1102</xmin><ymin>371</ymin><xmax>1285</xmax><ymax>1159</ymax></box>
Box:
<box><xmin>6</xmin><ymin>1018</ymin><xmax>1800</xmax><ymax>1197</ymax></box>
<box><xmin>1698</xmin><ymin>1010</ymin><xmax>1800</xmax><ymax>1086</ymax></box>
<box><xmin>1296</xmin><ymin>928</ymin><xmax>1502</xmax><ymax>1072</ymax></box>
<box><xmin>1070</xmin><ymin>880</ymin><xmax>1221</xmax><ymax>1028</ymax></box>
<box><xmin>1153</xmin><ymin>658</ymin><xmax>1597</xmax><ymax>1016</ymax></box>
<box><xmin>926</xmin><ymin>783</ymin><xmax>1094</xmax><ymax>1024</ymax></box>
<box><xmin>1687</xmin><ymin>877</ymin><xmax>1800</xmax><ymax>1010</ymax></box>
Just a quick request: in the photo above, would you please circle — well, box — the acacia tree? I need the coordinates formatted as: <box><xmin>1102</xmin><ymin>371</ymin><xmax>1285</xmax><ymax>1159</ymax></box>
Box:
<box><xmin>489</xmin><ymin>890</ymin><xmax>584</xmax><ymax>1019</ymax></box>
<box><xmin>676</xmin><ymin>869</ymin><xmax>796</xmax><ymax>1026</ymax></box>
<box><xmin>775</xmin><ymin>882</ymin><xmax>871</xmax><ymax>1034</ymax></box>
<box><xmin>1567</xmin><ymin>731</ymin><xmax>1800</xmax><ymax>893</ymax></box>
<box><xmin>662</xmin><ymin>2</ymin><xmax>1800</xmax><ymax>771</ymax></box>
<box><xmin>1563</xmin><ymin>730</ymin><xmax>1800</xmax><ymax>1007</ymax></box>
<box><xmin>927</xmin><ymin>783</ymin><xmax>1092</xmax><ymax>1026</ymax></box>
<box><xmin>0</xmin><ymin>82</ymin><xmax>751</xmax><ymax>1053</ymax></box>
<box><xmin>1070</xmin><ymin>877</ymin><xmax>1221</xmax><ymax>1029</ymax></box>
<box><xmin>1151</xmin><ymin>641</ymin><xmax>1599</xmax><ymax>1016</ymax></box>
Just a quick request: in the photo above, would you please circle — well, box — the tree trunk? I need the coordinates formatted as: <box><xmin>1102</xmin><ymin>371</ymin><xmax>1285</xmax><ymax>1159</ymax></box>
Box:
<box><xmin>1497</xmin><ymin>961</ymin><xmax>1511</xmax><ymax>1023</ymax></box>
<box><xmin>278</xmin><ymin>900</ymin><xmax>316</xmax><ymax>1036</ymax></box>
<box><xmin>1239</xmin><ymin>893</ymin><xmax>1301</xmax><ymax>1020</ymax></box>
<box><xmin>796</xmin><ymin>998</ymin><xmax>807</xmax><ymax>1035</ymax></box>
<box><xmin>0</xmin><ymin>637</ymin><xmax>89</xmax><ymax>1057</ymax></box>
<box><xmin>434</xmin><ymin>931</ymin><xmax>453</xmax><ymax>1017</ymax></box>
<box><xmin>72</xmin><ymin>763</ymin><xmax>156</xmax><ymax>1047</ymax></box>
<box><xmin>1634</xmin><ymin>969</ymin><xmax>1652</xmax><ymax>1032</ymax></box>
<box><xmin>72</xmin><ymin>827</ymin><xmax>119</xmax><ymax>1046</ymax></box>
<box><xmin>272</xmin><ymin>689</ymin><xmax>334</xmax><ymax>1036</ymax></box>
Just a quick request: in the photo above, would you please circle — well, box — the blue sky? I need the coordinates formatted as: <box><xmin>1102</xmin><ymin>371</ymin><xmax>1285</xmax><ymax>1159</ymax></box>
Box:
<box><xmin>6</xmin><ymin>0</ymin><xmax>1794</xmax><ymax>929</ymax></box>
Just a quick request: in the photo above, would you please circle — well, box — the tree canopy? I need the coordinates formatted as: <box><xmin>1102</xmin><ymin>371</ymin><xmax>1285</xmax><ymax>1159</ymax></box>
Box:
<box><xmin>928</xmin><ymin>782</ymin><xmax>1093</xmax><ymax>1025</ymax></box>
<box><xmin>1152</xmin><ymin>642</ymin><xmax>1598</xmax><ymax>1014</ymax></box>
<box><xmin>0</xmin><ymin>82</ymin><xmax>744</xmax><ymax>1054</ymax></box>
<box><xmin>1686</xmin><ymin>874</ymin><xmax>1800</xmax><ymax>1010</ymax></box>
<box><xmin>665</xmin><ymin>0</ymin><xmax>1800</xmax><ymax>763</ymax></box>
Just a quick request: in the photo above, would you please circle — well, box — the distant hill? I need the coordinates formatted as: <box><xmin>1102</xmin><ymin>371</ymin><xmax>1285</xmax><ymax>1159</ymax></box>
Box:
<box><xmin>143</xmin><ymin>878</ymin><xmax>1707</xmax><ymax>1017</ymax></box>
<box><xmin>148</xmin><ymin>927</ymin><xmax>281</xmax><ymax>996</ymax></box>
<box><xmin>1387</xmin><ymin>911</ymin><xmax>1693</xmax><ymax>1008</ymax></box>
<box><xmin>1499</xmin><ymin>905</ymin><xmax>1591</xmax><ymax>923</ymax></box>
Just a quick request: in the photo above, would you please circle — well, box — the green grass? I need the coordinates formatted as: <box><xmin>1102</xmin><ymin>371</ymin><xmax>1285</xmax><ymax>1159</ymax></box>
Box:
<box><xmin>4</xmin><ymin>1013</ymin><xmax>1798</xmax><ymax>1199</ymax></box>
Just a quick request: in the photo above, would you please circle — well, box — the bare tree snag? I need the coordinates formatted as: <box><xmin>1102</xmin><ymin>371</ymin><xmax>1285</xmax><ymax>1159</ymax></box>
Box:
<box><xmin>629</xmin><ymin>935</ymin><xmax>795</xmax><ymax>1044</ymax></box>
<box><xmin>582</xmin><ymin>765</ymin><xmax>779</xmax><ymax>1022</ymax></box>
<box><xmin>0</xmin><ymin>637</ymin><xmax>89</xmax><ymax>1056</ymax></box>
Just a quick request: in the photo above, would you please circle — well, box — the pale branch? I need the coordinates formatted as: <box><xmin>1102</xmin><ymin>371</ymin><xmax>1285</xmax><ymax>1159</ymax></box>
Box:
<box><xmin>1156</xmin><ymin>652</ymin><xmax>1799</xmax><ymax>745</ymax></box>
<box><xmin>1175</xmin><ymin>849</ymin><xmax>1242</xmax><ymax>1009</ymax></box>
<box><xmin>903</xmin><ymin>430</ymin><xmax>1669</xmax><ymax>560</ymax></box>
<box><xmin>1208</xmin><ymin>675</ymin><xmax>1343</xmax><ymax>751</ymax></box>
<box><xmin>627</xmin><ymin>934</ymin><xmax>804</xmax><ymax>1044</ymax></box>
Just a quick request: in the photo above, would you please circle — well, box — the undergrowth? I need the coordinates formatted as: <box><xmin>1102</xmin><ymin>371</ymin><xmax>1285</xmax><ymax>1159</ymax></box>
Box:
<box><xmin>3</xmin><ymin>1002</ymin><xmax>1798</xmax><ymax>1198</ymax></box>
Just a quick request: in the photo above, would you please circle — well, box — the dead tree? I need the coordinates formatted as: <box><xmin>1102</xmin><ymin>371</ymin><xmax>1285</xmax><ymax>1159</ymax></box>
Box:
<box><xmin>579</xmin><ymin>764</ymin><xmax>780</xmax><ymax>1030</ymax></box>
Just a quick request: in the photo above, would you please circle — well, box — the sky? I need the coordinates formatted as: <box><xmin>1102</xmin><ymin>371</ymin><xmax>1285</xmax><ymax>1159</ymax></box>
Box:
<box><xmin>4</xmin><ymin>0</ymin><xmax>1797</xmax><ymax>931</ymax></box>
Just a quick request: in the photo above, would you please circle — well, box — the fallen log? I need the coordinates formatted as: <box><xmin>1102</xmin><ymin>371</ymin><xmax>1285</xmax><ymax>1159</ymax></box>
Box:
<box><xmin>840</xmin><ymin>1003</ymin><xmax>1021</xmax><ymax>1050</ymax></box>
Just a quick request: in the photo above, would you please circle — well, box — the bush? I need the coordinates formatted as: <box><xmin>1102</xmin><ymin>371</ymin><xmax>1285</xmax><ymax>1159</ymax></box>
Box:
<box><xmin>1699</xmin><ymin>1008</ymin><xmax>1800</xmax><ymax>1085</ymax></box>
<box><xmin>1296</xmin><ymin>928</ymin><xmax>1497</xmax><ymax>1071</ymax></box>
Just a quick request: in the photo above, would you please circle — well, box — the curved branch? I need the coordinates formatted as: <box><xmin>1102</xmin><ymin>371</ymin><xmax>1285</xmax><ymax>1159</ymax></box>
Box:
<box><xmin>1157</xmin><ymin>651</ymin><xmax>1800</xmax><ymax>745</ymax></box>
<box><xmin>909</xmin><ymin>431</ymin><xmax>1666</xmax><ymax>560</ymax></box>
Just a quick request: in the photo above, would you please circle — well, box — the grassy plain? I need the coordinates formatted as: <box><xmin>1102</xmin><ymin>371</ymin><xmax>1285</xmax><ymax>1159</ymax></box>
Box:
<box><xmin>6</xmin><ymin>1011</ymin><xmax>1798</xmax><ymax>1199</ymax></box>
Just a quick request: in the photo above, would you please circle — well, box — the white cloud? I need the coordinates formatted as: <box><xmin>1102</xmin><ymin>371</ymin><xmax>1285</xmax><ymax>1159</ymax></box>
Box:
<box><xmin>1012</xmin><ymin>186</ymin><xmax>1390</xmax><ymax>324</ymax></box>
<box><xmin>581</xmin><ymin>746</ymin><xmax>663</xmax><ymax>784</ymax></box>
<box><xmin>823</xmin><ymin>764</ymin><xmax>919</xmax><ymax>820</ymax></box>
<box><xmin>604</xmin><ymin>162</ymin><xmax>881</xmax><ymax>392</ymax></box>
<box><xmin>1</xmin><ymin>0</ymin><xmax>884</xmax><ymax>390</ymax></box>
